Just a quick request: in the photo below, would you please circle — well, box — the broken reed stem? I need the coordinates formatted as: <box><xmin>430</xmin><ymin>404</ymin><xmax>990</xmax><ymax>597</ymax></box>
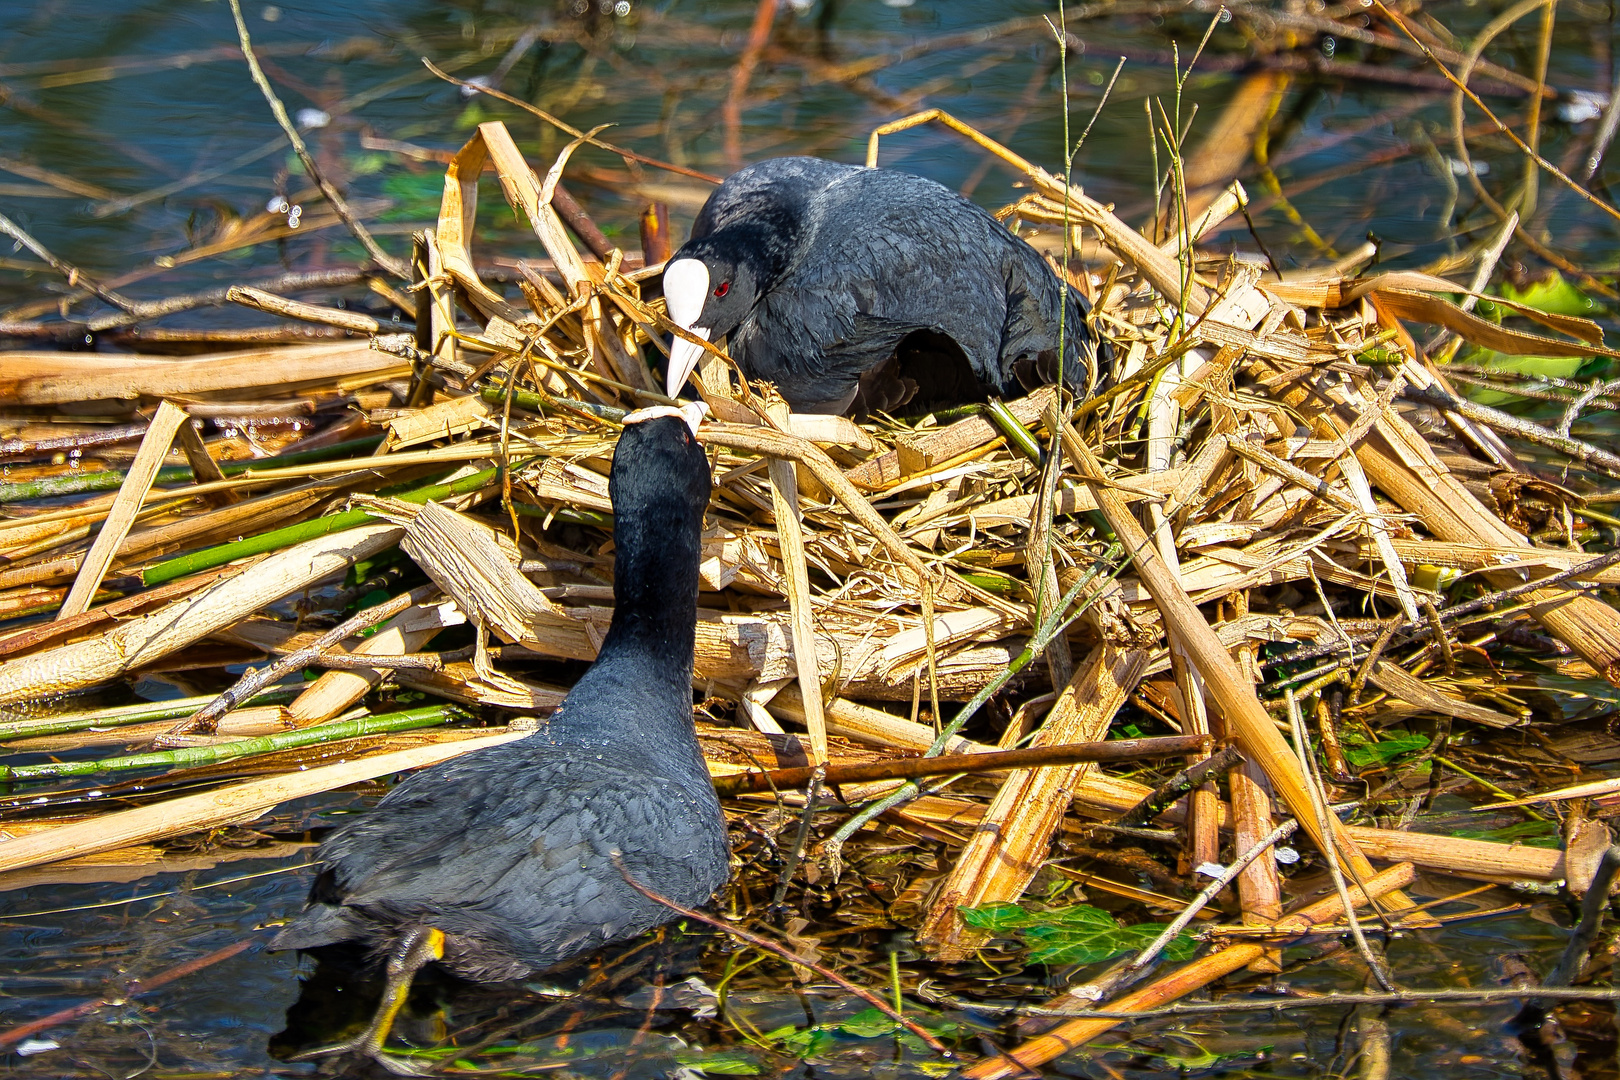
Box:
<box><xmin>0</xmin><ymin>434</ymin><xmax>384</xmax><ymax>505</ymax></box>
<box><xmin>57</xmin><ymin>401</ymin><xmax>190</xmax><ymax>619</ymax></box>
<box><xmin>1016</xmin><ymin>985</ymin><xmax>1620</xmax><ymax>1020</ymax></box>
<box><xmin>0</xmin><ymin>524</ymin><xmax>405</xmax><ymax>708</ymax></box>
<box><xmin>1063</xmin><ymin>421</ymin><xmax>1398</xmax><ymax>905</ymax></box>
<box><xmin>163</xmin><ymin>584</ymin><xmax>438</xmax><ymax>738</ymax></box>
<box><xmin>141</xmin><ymin>464</ymin><xmax>501</xmax><ymax>586</ymax></box>
<box><xmin>0</xmin><ymin>688</ymin><xmax>298</xmax><ymax>743</ymax></box>
<box><xmin>0</xmin><ymin>730</ymin><xmax>527</xmax><ymax>875</ymax></box>
<box><xmin>613</xmin><ymin>856</ymin><xmax>954</xmax><ymax>1058</ymax></box>
<box><xmin>1286</xmin><ymin>688</ymin><xmax>1399</xmax><ymax>992</ymax></box>
<box><xmin>764</xmin><ymin>398</ymin><xmax>828</xmax><ymax>765</ymax></box>
<box><xmin>0</xmin><ymin>705</ymin><xmax>461</xmax><ymax>782</ymax></box>
<box><xmin>714</xmin><ymin>735</ymin><xmax>1207</xmax><ymax>797</ymax></box>
<box><xmin>225</xmin><ymin>0</ymin><xmax>408</xmax><ymax>279</ymax></box>
<box><xmin>696</xmin><ymin>421</ymin><xmax>941</xmax><ymax>721</ymax></box>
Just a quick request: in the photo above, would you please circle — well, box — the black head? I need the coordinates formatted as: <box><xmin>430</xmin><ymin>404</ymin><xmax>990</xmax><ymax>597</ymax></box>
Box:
<box><xmin>662</xmin><ymin>235</ymin><xmax>765</xmax><ymax>400</ymax></box>
<box><xmin>609</xmin><ymin>408</ymin><xmax>712</xmax><ymax>532</ymax></box>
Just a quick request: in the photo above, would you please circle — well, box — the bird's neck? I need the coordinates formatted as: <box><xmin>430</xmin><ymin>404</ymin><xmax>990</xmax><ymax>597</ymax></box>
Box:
<box><xmin>594</xmin><ymin>509</ymin><xmax>701</xmax><ymax>693</ymax></box>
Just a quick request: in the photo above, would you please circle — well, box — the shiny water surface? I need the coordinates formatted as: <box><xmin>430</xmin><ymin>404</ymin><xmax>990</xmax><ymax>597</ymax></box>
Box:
<box><xmin>3</xmin><ymin>1</ymin><xmax>1619</xmax><ymax>1076</ymax></box>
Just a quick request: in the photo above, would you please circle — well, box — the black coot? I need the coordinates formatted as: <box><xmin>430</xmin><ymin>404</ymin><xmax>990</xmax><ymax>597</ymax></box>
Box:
<box><xmin>662</xmin><ymin>156</ymin><xmax>1107</xmax><ymax>415</ymax></box>
<box><xmin>270</xmin><ymin>404</ymin><xmax>729</xmax><ymax>1075</ymax></box>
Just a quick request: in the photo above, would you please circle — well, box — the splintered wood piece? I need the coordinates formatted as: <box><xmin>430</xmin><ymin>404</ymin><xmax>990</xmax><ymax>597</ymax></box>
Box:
<box><xmin>962</xmin><ymin>863</ymin><xmax>1417</xmax><ymax>1079</ymax></box>
<box><xmin>399</xmin><ymin>500</ymin><xmax>594</xmax><ymax>660</ymax></box>
<box><xmin>0</xmin><ymin>524</ymin><xmax>404</xmax><ymax>708</ymax></box>
<box><xmin>57</xmin><ymin>401</ymin><xmax>190</xmax><ymax>620</ymax></box>
<box><xmin>385</xmin><ymin>393</ymin><xmax>499</xmax><ymax>451</ymax></box>
<box><xmin>917</xmin><ymin>642</ymin><xmax>1149</xmax><ymax>961</ymax></box>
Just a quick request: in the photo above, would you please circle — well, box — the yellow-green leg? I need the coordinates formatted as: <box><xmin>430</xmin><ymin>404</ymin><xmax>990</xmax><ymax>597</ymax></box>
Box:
<box><xmin>293</xmin><ymin>926</ymin><xmax>446</xmax><ymax>1076</ymax></box>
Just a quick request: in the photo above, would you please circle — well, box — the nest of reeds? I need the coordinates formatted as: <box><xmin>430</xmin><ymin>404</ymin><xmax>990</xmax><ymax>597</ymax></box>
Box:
<box><xmin>4</xmin><ymin>102</ymin><xmax>1620</xmax><ymax>1071</ymax></box>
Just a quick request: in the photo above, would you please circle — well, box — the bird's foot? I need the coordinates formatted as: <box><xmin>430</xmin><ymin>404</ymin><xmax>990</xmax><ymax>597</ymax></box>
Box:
<box><xmin>289</xmin><ymin>1038</ymin><xmax>436</xmax><ymax>1076</ymax></box>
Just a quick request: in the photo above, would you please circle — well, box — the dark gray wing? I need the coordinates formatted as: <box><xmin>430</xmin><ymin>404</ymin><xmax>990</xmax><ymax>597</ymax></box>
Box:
<box><xmin>290</xmin><ymin>739</ymin><xmax>728</xmax><ymax>971</ymax></box>
<box><xmin>735</xmin><ymin>168</ymin><xmax>1034</xmax><ymax>407</ymax></box>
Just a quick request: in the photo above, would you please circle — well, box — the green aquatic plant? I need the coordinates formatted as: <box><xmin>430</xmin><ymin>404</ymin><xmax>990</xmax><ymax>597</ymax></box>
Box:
<box><xmin>958</xmin><ymin>901</ymin><xmax>1198</xmax><ymax>965</ymax></box>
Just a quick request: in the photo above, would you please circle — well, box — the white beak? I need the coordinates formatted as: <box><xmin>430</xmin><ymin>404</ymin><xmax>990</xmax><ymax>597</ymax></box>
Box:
<box><xmin>663</xmin><ymin>258</ymin><xmax>712</xmax><ymax>400</ymax></box>
<box><xmin>666</xmin><ymin>330</ymin><xmax>710</xmax><ymax>401</ymax></box>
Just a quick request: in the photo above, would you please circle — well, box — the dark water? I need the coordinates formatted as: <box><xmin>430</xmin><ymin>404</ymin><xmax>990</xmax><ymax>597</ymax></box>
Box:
<box><xmin>4</xmin><ymin>1</ymin><xmax>1620</xmax><ymax>1076</ymax></box>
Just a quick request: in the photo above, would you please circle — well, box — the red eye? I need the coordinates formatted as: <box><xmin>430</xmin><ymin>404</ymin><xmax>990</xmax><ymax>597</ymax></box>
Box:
<box><xmin>713</xmin><ymin>281</ymin><xmax>729</xmax><ymax>298</ymax></box>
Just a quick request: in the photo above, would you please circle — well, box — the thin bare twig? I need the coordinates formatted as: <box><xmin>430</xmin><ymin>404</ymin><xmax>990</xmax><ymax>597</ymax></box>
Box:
<box><xmin>225</xmin><ymin>0</ymin><xmax>409</xmax><ymax>279</ymax></box>
<box><xmin>162</xmin><ymin>584</ymin><xmax>437</xmax><ymax>738</ymax></box>
<box><xmin>0</xmin><ymin>209</ymin><xmax>136</xmax><ymax>313</ymax></box>
<box><xmin>612</xmin><ymin>856</ymin><xmax>955</xmax><ymax>1058</ymax></box>
<box><xmin>1287</xmin><ymin>689</ymin><xmax>1398</xmax><ymax>992</ymax></box>
<box><xmin>422</xmin><ymin>58</ymin><xmax>722</xmax><ymax>185</ymax></box>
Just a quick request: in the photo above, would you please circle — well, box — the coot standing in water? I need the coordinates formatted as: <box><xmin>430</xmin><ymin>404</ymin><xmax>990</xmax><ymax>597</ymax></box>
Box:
<box><xmin>662</xmin><ymin>156</ymin><xmax>1107</xmax><ymax>415</ymax></box>
<box><xmin>271</xmin><ymin>403</ymin><xmax>728</xmax><ymax>1075</ymax></box>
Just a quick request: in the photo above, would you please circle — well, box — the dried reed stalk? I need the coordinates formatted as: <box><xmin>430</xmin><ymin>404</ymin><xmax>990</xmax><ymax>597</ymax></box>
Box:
<box><xmin>765</xmin><ymin>397</ymin><xmax>829</xmax><ymax>764</ymax></box>
<box><xmin>0</xmin><ymin>343</ymin><xmax>405</xmax><ymax>404</ymax></box>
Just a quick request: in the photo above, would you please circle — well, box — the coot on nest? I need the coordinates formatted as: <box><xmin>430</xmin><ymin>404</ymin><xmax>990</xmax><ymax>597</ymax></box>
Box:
<box><xmin>662</xmin><ymin>156</ymin><xmax>1107</xmax><ymax>415</ymax></box>
<box><xmin>271</xmin><ymin>403</ymin><xmax>729</xmax><ymax>1075</ymax></box>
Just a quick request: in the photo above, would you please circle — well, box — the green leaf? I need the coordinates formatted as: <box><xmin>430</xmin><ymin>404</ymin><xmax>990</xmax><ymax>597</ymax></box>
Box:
<box><xmin>1501</xmin><ymin>272</ymin><xmax>1602</xmax><ymax>317</ymax></box>
<box><xmin>1341</xmin><ymin>731</ymin><xmax>1428</xmax><ymax>768</ymax></box>
<box><xmin>957</xmin><ymin>901</ymin><xmax>1034</xmax><ymax>932</ymax></box>
<box><xmin>672</xmin><ymin>1048</ymin><xmax>762</xmax><ymax>1075</ymax></box>
<box><xmin>837</xmin><ymin>1008</ymin><xmax>900</xmax><ymax>1038</ymax></box>
<box><xmin>957</xmin><ymin>902</ymin><xmax>1197</xmax><ymax>965</ymax></box>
